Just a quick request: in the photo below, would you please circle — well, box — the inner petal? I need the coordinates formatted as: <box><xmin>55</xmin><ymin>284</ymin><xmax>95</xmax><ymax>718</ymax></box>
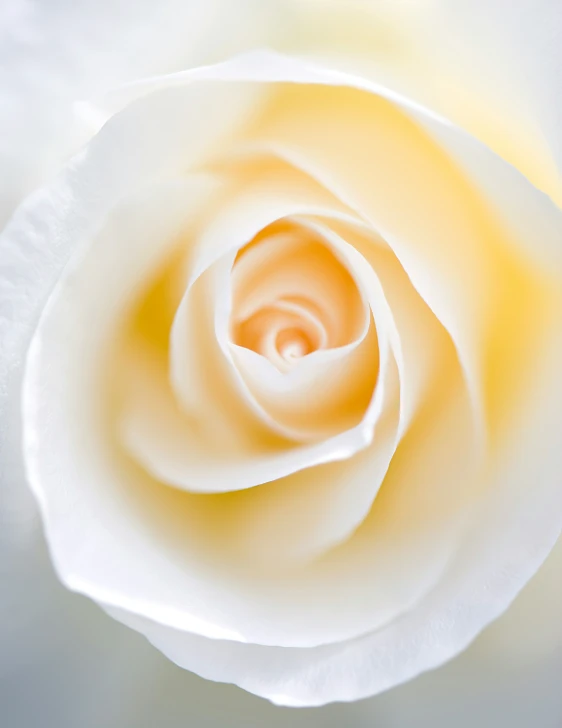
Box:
<box><xmin>237</xmin><ymin>299</ymin><xmax>327</xmax><ymax>373</ymax></box>
<box><xmin>221</xmin><ymin>222</ymin><xmax>378</xmax><ymax>441</ymax></box>
<box><xmin>230</xmin><ymin>225</ymin><xmax>366</xmax><ymax>370</ymax></box>
<box><xmin>275</xmin><ymin>324</ymin><xmax>314</xmax><ymax>361</ymax></box>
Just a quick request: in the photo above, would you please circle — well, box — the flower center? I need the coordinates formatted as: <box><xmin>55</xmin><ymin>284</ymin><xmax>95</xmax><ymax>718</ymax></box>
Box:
<box><xmin>276</xmin><ymin>327</ymin><xmax>312</xmax><ymax>361</ymax></box>
<box><xmin>229</xmin><ymin>223</ymin><xmax>366</xmax><ymax>373</ymax></box>
<box><xmin>234</xmin><ymin>296</ymin><xmax>328</xmax><ymax>371</ymax></box>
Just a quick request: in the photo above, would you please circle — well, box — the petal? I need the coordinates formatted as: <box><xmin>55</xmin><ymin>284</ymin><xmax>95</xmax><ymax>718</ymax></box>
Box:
<box><xmin>421</xmin><ymin>0</ymin><xmax>562</xmax><ymax>204</ymax></box>
<box><xmin>221</xmin><ymin>226</ymin><xmax>376</xmax><ymax>442</ymax></box>
<box><xmin>283</xmin><ymin>0</ymin><xmax>562</xmax><ymax>205</ymax></box>
<box><xmin>0</xmin><ymin>0</ymin><xmax>282</xmax><ymax>228</ymax></box>
<box><xmin>298</xmin><ymin>216</ymin><xmax>452</xmax><ymax>439</ymax></box>
<box><xmin>171</xmin><ymin>179</ymin><xmax>378</xmax><ymax>446</ymax></box>
<box><xmin>216</xmin><ymin>254</ymin><xmax>377</xmax><ymax>444</ymax></box>
<box><xmin>2</xmin><ymin>454</ymin><xmax>561</xmax><ymax>728</ymax></box>
<box><xmin>134</xmin><ymin>49</ymin><xmax>562</xmax><ymax>273</ymax></box>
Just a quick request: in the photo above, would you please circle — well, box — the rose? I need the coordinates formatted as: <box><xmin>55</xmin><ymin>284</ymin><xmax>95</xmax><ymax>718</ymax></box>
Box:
<box><xmin>16</xmin><ymin>48</ymin><xmax>562</xmax><ymax>706</ymax></box>
<box><xmin>1</xmin><ymin>2</ymin><xmax>562</xmax><ymax>726</ymax></box>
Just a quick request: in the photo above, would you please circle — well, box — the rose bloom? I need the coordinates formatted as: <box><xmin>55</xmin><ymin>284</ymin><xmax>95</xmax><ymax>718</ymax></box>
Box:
<box><xmin>1</xmin><ymin>1</ymin><xmax>562</xmax><ymax>726</ymax></box>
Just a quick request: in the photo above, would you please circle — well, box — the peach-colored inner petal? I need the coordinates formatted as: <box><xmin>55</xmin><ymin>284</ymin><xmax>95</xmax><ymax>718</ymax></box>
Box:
<box><xmin>231</xmin><ymin>227</ymin><xmax>367</xmax><ymax>359</ymax></box>
<box><xmin>220</xmin><ymin>222</ymin><xmax>378</xmax><ymax>441</ymax></box>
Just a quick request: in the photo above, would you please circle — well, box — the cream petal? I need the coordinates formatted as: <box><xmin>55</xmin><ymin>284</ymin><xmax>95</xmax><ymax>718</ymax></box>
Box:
<box><xmin>1</xmin><ymin>69</ymin><xmax>252</xmax><ymax>579</ymax></box>
<box><xmin>199</xmin><ymin>153</ymin><xmax>457</xmax><ymax>444</ymax></box>
<box><xmin>121</xmin><ymin>338</ymin><xmax>400</xmax><ymax>566</ymax></box>
<box><xmin>102</xmin><ymin>333</ymin><xmax>481</xmax><ymax>694</ymax></box>
<box><xmin>296</xmin><ymin>215</ymin><xmax>455</xmax><ymax>440</ymax></box>
<box><xmin>119</xmin><ymin>332</ymin><xmax>392</xmax><ymax>495</ymax></box>
<box><xmin>74</xmin><ymin>50</ymin><xmax>562</xmax><ymax>281</ymax></box>
<box><xmin>0</xmin><ymin>61</ymin><xmax>261</xmax><ymax>316</ymax></box>
<box><xmin>246</xmin><ymin>115</ymin><xmax>497</xmax><ymax>441</ymax></box>
<box><xmin>282</xmin><ymin>0</ymin><xmax>562</xmax><ymax>207</ymax></box>
<box><xmin>2</xmin><ymin>72</ymin><xmax>265</xmax><ymax>628</ymax></box>
<box><xmin>230</xmin><ymin>230</ymin><xmax>367</xmax><ymax>349</ymax></box>
<box><xmin>226</xmin><ymin>338</ymin><xmax>378</xmax><ymax>442</ymax></box>
<box><xmin>214</xmin><ymin>227</ymin><xmax>377</xmax><ymax>443</ymax></box>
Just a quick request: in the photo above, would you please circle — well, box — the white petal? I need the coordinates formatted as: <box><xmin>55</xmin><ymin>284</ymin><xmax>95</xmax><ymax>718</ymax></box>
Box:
<box><xmin>138</xmin><ymin>49</ymin><xmax>562</xmax><ymax>272</ymax></box>
<box><xmin>283</xmin><ymin>0</ymin><xmax>562</xmax><ymax>206</ymax></box>
<box><xmin>0</xmin><ymin>0</ymin><xmax>282</xmax><ymax>228</ymax></box>
<box><xmin>0</xmin><ymin>67</ymin><xmax>255</xmax><ymax>604</ymax></box>
<box><xmin>422</xmin><ymin>0</ymin><xmax>562</xmax><ymax>204</ymax></box>
<box><xmin>2</xmin><ymin>502</ymin><xmax>561</xmax><ymax>726</ymax></box>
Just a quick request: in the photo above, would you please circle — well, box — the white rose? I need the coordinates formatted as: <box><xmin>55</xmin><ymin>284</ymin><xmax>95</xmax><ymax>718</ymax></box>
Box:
<box><xmin>1</xmin><ymin>1</ymin><xmax>561</xmax><ymax>726</ymax></box>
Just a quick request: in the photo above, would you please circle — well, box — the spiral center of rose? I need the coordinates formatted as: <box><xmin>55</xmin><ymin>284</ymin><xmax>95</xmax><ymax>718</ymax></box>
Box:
<box><xmin>276</xmin><ymin>326</ymin><xmax>314</xmax><ymax>361</ymax></box>
<box><xmin>229</xmin><ymin>224</ymin><xmax>366</xmax><ymax>373</ymax></box>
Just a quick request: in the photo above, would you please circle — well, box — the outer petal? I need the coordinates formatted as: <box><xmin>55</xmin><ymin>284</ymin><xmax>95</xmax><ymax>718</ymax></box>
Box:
<box><xmin>282</xmin><ymin>0</ymin><xmax>562</xmax><ymax>206</ymax></box>
<box><xmin>428</xmin><ymin>0</ymin><xmax>562</xmax><ymax>202</ymax></box>
<box><xmin>0</xmin><ymin>0</ymin><xmax>282</xmax><ymax>229</ymax></box>
<box><xmin>1</xmin><ymin>528</ymin><xmax>561</xmax><ymax>726</ymax></box>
